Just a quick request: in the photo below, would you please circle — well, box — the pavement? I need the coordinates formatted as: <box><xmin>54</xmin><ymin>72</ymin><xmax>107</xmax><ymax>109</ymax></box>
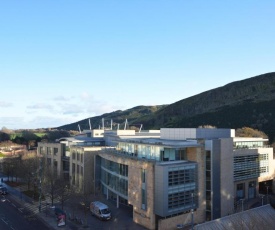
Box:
<box><xmin>0</xmin><ymin>176</ymin><xmax>147</xmax><ymax>230</ymax></box>
<box><xmin>2</xmin><ymin>176</ymin><xmax>270</xmax><ymax>230</ymax></box>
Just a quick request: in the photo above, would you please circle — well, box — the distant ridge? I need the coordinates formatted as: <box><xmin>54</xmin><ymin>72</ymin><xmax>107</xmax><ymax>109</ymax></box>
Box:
<box><xmin>56</xmin><ymin>72</ymin><xmax>275</xmax><ymax>142</ymax></box>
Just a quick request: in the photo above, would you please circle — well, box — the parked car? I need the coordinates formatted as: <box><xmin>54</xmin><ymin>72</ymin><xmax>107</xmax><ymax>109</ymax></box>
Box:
<box><xmin>90</xmin><ymin>201</ymin><xmax>111</xmax><ymax>220</ymax></box>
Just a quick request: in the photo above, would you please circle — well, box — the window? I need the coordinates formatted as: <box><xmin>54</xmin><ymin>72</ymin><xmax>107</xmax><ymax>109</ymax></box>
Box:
<box><xmin>141</xmin><ymin>169</ymin><xmax>147</xmax><ymax>210</ymax></box>
<box><xmin>142</xmin><ymin>169</ymin><xmax>146</xmax><ymax>183</ymax></box>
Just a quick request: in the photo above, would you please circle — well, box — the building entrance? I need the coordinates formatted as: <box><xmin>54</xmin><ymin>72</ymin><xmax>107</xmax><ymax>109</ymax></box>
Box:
<box><xmin>259</xmin><ymin>180</ymin><xmax>273</xmax><ymax>195</ymax></box>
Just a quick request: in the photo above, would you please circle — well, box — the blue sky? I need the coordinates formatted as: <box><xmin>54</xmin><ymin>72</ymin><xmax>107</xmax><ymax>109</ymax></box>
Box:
<box><xmin>0</xmin><ymin>1</ymin><xmax>274</xmax><ymax>129</ymax></box>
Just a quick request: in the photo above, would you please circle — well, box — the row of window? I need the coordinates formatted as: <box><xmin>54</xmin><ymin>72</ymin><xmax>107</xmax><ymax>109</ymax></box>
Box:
<box><xmin>71</xmin><ymin>163</ymin><xmax>83</xmax><ymax>175</ymax></box>
<box><xmin>101</xmin><ymin>159</ymin><xmax>128</xmax><ymax>177</ymax></box>
<box><xmin>40</xmin><ymin>147</ymin><xmax>59</xmax><ymax>155</ymax></box>
<box><xmin>101</xmin><ymin>170</ymin><xmax>128</xmax><ymax>197</ymax></box>
<box><xmin>234</xmin><ymin>154</ymin><xmax>269</xmax><ymax>181</ymax></box>
<box><xmin>168</xmin><ymin>190</ymin><xmax>196</xmax><ymax>209</ymax></box>
<box><xmin>71</xmin><ymin>151</ymin><xmax>84</xmax><ymax>163</ymax></box>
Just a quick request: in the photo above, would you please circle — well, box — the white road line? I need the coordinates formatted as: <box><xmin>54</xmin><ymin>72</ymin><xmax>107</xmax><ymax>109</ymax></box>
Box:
<box><xmin>18</xmin><ymin>208</ymin><xmax>24</xmax><ymax>213</ymax></box>
<box><xmin>12</xmin><ymin>203</ymin><xmax>16</xmax><ymax>208</ymax></box>
<box><xmin>1</xmin><ymin>218</ymin><xmax>8</xmax><ymax>225</ymax></box>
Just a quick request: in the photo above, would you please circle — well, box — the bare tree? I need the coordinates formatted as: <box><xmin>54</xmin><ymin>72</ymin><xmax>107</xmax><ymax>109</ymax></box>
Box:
<box><xmin>56</xmin><ymin>180</ymin><xmax>72</xmax><ymax>210</ymax></box>
<box><xmin>43</xmin><ymin>168</ymin><xmax>60</xmax><ymax>207</ymax></box>
<box><xmin>20</xmin><ymin>153</ymin><xmax>40</xmax><ymax>191</ymax></box>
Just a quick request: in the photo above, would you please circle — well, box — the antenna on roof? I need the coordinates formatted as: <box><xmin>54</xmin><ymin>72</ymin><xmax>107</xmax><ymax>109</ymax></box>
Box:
<box><xmin>89</xmin><ymin>119</ymin><xmax>92</xmax><ymax>130</ymax></box>
<box><xmin>78</xmin><ymin>124</ymin><xmax>81</xmax><ymax>133</ymax></box>
<box><xmin>124</xmin><ymin>119</ymin><xmax>128</xmax><ymax>130</ymax></box>
<box><xmin>102</xmin><ymin>118</ymin><xmax>104</xmax><ymax>130</ymax></box>
<box><xmin>139</xmin><ymin>124</ymin><xmax>143</xmax><ymax>133</ymax></box>
<box><xmin>110</xmin><ymin>119</ymin><xmax>113</xmax><ymax>130</ymax></box>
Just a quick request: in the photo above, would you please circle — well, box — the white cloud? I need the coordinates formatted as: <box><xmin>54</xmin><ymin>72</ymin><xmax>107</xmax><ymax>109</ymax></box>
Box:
<box><xmin>0</xmin><ymin>101</ymin><xmax>13</xmax><ymax>107</ymax></box>
<box><xmin>27</xmin><ymin>103</ymin><xmax>54</xmax><ymax>110</ymax></box>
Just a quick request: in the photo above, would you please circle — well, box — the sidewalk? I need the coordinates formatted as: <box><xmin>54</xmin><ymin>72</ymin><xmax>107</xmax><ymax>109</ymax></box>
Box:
<box><xmin>2</xmin><ymin>178</ymin><xmax>147</xmax><ymax>230</ymax></box>
<box><xmin>0</xmin><ymin>176</ymin><xmax>90</xmax><ymax>229</ymax></box>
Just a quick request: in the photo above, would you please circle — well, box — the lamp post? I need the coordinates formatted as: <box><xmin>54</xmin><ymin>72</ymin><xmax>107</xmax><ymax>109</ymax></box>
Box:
<box><xmin>266</xmin><ymin>186</ymin><xmax>269</xmax><ymax>203</ymax></box>
<box><xmin>259</xmin><ymin>194</ymin><xmax>265</xmax><ymax>206</ymax></box>
<box><xmin>240</xmin><ymin>199</ymin><xmax>244</xmax><ymax>212</ymax></box>
<box><xmin>191</xmin><ymin>193</ymin><xmax>194</xmax><ymax>230</ymax></box>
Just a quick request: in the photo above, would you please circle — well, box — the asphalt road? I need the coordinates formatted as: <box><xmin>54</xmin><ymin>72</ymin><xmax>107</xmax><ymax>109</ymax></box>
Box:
<box><xmin>0</xmin><ymin>195</ymin><xmax>49</xmax><ymax>230</ymax></box>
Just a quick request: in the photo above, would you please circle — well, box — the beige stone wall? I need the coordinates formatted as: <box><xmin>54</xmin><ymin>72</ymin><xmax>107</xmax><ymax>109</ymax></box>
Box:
<box><xmin>38</xmin><ymin>142</ymin><xmax>63</xmax><ymax>178</ymax></box>
<box><xmin>220</xmin><ymin>138</ymin><xmax>234</xmax><ymax>216</ymax></box>
<box><xmin>158</xmin><ymin>212</ymin><xmax>198</xmax><ymax>230</ymax></box>
<box><xmin>99</xmin><ymin>152</ymin><xmax>156</xmax><ymax>230</ymax></box>
<box><xmin>70</xmin><ymin>147</ymin><xmax>101</xmax><ymax>194</ymax></box>
<box><xmin>186</xmin><ymin>145</ymin><xmax>206</xmax><ymax>225</ymax></box>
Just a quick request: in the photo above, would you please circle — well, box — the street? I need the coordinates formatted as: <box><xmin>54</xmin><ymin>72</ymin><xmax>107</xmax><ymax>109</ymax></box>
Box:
<box><xmin>0</xmin><ymin>195</ymin><xmax>49</xmax><ymax>230</ymax></box>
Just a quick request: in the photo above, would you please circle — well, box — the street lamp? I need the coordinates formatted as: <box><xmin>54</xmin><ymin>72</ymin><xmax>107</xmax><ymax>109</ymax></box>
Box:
<box><xmin>191</xmin><ymin>193</ymin><xmax>194</xmax><ymax>230</ymax></box>
<box><xmin>240</xmin><ymin>199</ymin><xmax>244</xmax><ymax>212</ymax></box>
<box><xmin>266</xmin><ymin>186</ymin><xmax>269</xmax><ymax>203</ymax></box>
<box><xmin>259</xmin><ymin>194</ymin><xmax>265</xmax><ymax>206</ymax></box>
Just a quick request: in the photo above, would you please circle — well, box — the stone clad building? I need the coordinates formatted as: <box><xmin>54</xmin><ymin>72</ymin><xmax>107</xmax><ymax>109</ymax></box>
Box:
<box><xmin>38</xmin><ymin>128</ymin><xmax>275</xmax><ymax>230</ymax></box>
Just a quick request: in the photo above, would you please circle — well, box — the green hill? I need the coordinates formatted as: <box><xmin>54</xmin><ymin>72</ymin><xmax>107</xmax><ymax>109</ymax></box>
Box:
<box><xmin>56</xmin><ymin>72</ymin><xmax>275</xmax><ymax>142</ymax></box>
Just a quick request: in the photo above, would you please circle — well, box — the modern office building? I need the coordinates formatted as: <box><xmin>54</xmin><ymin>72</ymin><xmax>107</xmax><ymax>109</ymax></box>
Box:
<box><xmin>37</xmin><ymin>142</ymin><xmax>69</xmax><ymax>179</ymax></box>
<box><xmin>70</xmin><ymin>145</ymin><xmax>104</xmax><ymax>194</ymax></box>
<box><xmin>38</xmin><ymin>128</ymin><xmax>274</xmax><ymax>230</ymax></box>
<box><xmin>97</xmin><ymin>128</ymin><xmax>274</xmax><ymax>230</ymax></box>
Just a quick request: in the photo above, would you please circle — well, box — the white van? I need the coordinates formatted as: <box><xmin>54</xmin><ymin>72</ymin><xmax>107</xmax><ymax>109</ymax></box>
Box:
<box><xmin>90</xmin><ymin>201</ymin><xmax>111</xmax><ymax>220</ymax></box>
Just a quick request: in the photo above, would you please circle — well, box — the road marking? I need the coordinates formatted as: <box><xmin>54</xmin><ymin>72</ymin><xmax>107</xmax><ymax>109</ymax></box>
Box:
<box><xmin>1</xmin><ymin>218</ymin><xmax>8</xmax><ymax>225</ymax></box>
<box><xmin>12</xmin><ymin>203</ymin><xmax>16</xmax><ymax>208</ymax></box>
<box><xmin>18</xmin><ymin>208</ymin><xmax>24</xmax><ymax>213</ymax></box>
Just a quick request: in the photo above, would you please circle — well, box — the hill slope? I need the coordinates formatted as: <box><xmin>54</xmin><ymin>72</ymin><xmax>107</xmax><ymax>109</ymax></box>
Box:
<box><xmin>55</xmin><ymin>105</ymin><xmax>167</xmax><ymax>131</ymax></box>
<box><xmin>131</xmin><ymin>72</ymin><xmax>275</xmax><ymax>141</ymax></box>
<box><xmin>56</xmin><ymin>72</ymin><xmax>275</xmax><ymax>142</ymax></box>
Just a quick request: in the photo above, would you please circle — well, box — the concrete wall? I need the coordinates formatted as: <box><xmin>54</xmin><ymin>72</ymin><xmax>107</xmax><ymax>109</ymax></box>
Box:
<box><xmin>219</xmin><ymin>138</ymin><xmax>234</xmax><ymax>217</ymax></box>
<box><xmin>161</xmin><ymin>128</ymin><xmax>235</xmax><ymax>140</ymax></box>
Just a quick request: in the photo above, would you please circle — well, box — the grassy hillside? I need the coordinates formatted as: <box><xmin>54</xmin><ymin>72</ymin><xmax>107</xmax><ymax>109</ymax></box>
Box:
<box><xmin>56</xmin><ymin>72</ymin><xmax>275</xmax><ymax>142</ymax></box>
<box><xmin>56</xmin><ymin>105</ymin><xmax>167</xmax><ymax>131</ymax></box>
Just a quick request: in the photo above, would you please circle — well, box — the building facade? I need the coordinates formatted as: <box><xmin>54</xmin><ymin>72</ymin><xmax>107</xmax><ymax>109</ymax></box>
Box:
<box><xmin>97</xmin><ymin>128</ymin><xmax>274</xmax><ymax>229</ymax></box>
<box><xmin>37</xmin><ymin>128</ymin><xmax>275</xmax><ymax>230</ymax></box>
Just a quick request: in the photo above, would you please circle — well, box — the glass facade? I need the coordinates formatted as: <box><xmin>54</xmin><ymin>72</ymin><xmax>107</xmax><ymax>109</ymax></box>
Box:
<box><xmin>167</xmin><ymin>165</ymin><xmax>197</xmax><ymax>212</ymax></box>
<box><xmin>234</xmin><ymin>141</ymin><xmax>267</xmax><ymax>149</ymax></box>
<box><xmin>101</xmin><ymin>158</ymin><xmax>128</xmax><ymax>198</ymax></box>
<box><xmin>234</xmin><ymin>154</ymin><xmax>269</xmax><ymax>181</ymax></box>
<box><xmin>118</xmin><ymin>142</ymin><xmax>187</xmax><ymax>162</ymax></box>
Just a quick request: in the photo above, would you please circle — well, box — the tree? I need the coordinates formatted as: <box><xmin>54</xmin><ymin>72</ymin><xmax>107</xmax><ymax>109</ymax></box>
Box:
<box><xmin>2</xmin><ymin>158</ymin><xmax>14</xmax><ymax>181</ymax></box>
<box><xmin>56</xmin><ymin>180</ymin><xmax>72</xmax><ymax>210</ymax></box>
<box><xmin>45</xmin><ymin>130</ymin><xmax>70</xmax><ymax>142</ymax></box>
<box><xmin>0</xmin><ymin>132</ymin><xmax>10</xmax><ymax>142</ymax></box>
<box><xmin>235</xmin><ymin>127</ymin><xmax>268</xmax><ymax>138</ymax></box>
<box><xmin>20</xmin><ymin>153</ymin><xmax>40</xmax><ymax>191</ymax></box>
<box><xmin>43</xmin><ymin>167</ymin><xmax>60</xmax><ymax>207</ymax></box>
